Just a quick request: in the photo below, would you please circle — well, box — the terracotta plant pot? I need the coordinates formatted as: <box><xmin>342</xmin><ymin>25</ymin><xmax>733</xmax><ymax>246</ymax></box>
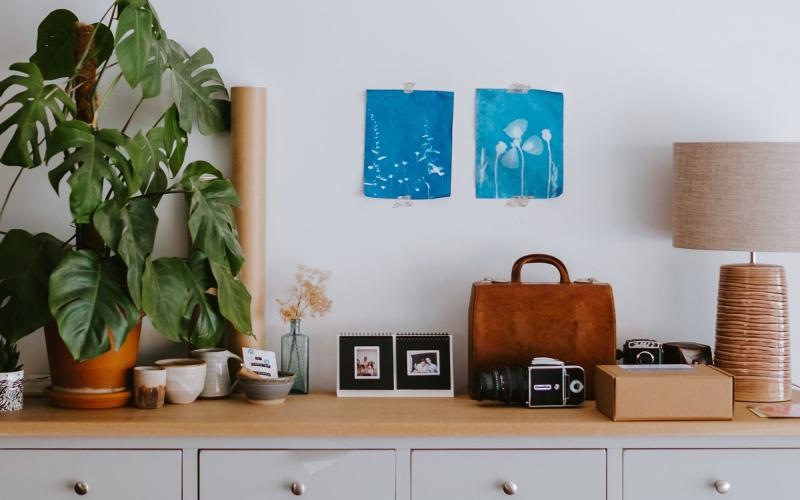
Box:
<box><xmin>44</xmin><ymin>320</ymin><xmax>141</xmax><ymax>409</ymax></box>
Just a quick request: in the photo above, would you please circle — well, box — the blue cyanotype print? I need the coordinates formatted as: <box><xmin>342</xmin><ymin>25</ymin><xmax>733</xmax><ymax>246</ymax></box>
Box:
<box><xmin>475</xmin><ymin>89</ymin><xmax>564</xmax><ymax>199</ymax></box>
<box><xmin>364</xmin><ymin>90</ymin><xmax>454</xmax><ymax>200</ymax></box>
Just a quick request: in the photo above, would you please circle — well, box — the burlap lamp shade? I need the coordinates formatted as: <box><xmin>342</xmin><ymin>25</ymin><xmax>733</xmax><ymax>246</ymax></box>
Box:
<box><xmin>673</xmin><ymin>142</ymin><xmax>800</xmax><ymax>402</ymax></box>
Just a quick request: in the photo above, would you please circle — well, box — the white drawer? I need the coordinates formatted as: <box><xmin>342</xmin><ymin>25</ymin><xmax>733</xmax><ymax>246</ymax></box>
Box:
<box><xmin>624</xmin><ymin>449</ymin><xmax>800</xmax><ymax>499</ymax></box>
<box><xmin>200</xmin><ymin>450</ymin><xmax>395</xmax><ymax>500</ymax></box>
<box><xmin>0</xmin><ymin>449</ymin><xmax>181</xmax><ymax>500</ymax></box>
<box><xmin>411</xmin><ymin>449</ymin><xmax>606</xmax><ymax>500</ymax></box>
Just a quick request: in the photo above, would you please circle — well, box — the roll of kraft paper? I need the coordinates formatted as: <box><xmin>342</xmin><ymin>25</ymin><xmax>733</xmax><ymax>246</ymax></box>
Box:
<box><xmin>230</xmin><ymin>87</ymin><xmax>267</xmax><ymax>351</ymax></box>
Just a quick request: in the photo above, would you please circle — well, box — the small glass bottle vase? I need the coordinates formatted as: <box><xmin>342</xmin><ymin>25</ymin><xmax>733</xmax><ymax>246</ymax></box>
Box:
<box><xmin>281</xmin><ymin>319</ymin><xmax>309</xmax><ymax>394</ymax></box>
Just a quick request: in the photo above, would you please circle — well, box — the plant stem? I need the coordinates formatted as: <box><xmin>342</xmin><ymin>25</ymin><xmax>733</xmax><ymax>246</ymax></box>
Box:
<box><xmin>97</xmin><ymin>2</ymin><xmax>115</xmax><ymax>26</ymax></box>
<box><xmin>121</xmin><ymin>97</ymin><xmax>145</xmax><ymax>134</ymax></box>
<box><xmin>287</xmin><ymin>334</ymin><xmax>297</xmax><ymax>372</ymax></box>
<box><xmin>72</xmin><ymin>25</ymin><xmax>101</xmax><ymax>85</ymax></box>
<box><xmin>131</xmin><ymin>189</ymin><xmax>189</xmax><ymax>199</ymax></box>
<box><xmin>152</xmin><ymin>108</ymin><xmax>168</xmax><ymax>128</ymax></box>
<box><xmin>87</xmin><ymin>3</ymin><xmax>118</xmax><ymax>114</ymax></box>
<box><xmin>70</xmin><ymin>2</ymin><xmax>115</xmax><ymax>83</ymax></box>
<box><xmin>94</xmin><ymin>72</ymin><xmax>123</xmax><ymax>118</ymax></box>
<box><xmin>60</xmin><ymin>233</ymin><xmax>77</xmax><ymax>249</ymax></box>
<box><xmin>0</xmin><ymin>167</ymin><xmax>24</xmax><ymax>227</ymax></box>
<box><xmin>545</xmin><ymin>139</ymin><xmax>554</xmax><ymax>198</ymax></box>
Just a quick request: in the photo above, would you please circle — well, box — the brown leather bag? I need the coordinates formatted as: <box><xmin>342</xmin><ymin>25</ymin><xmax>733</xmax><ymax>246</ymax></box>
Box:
<box><xmin>468</xmin><ymin>254</ymin><xmax>616</xmax><ymax>400</ymax></box>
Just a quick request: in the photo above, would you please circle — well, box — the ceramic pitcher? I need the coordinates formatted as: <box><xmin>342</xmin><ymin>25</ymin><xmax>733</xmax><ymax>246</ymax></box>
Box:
<box><xmin>190</xmin><ymin>348</ymin><xmax>242</xmax><ymax>398</ymax></box>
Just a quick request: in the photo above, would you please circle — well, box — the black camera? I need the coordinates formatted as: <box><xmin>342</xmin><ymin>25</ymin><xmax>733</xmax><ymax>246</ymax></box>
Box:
<box><xmin>473</xmin><ymin>357</ymin><xmax>585</xmax><ymax>407</ymax></box>
<box><xmin>618</xmin><ymin>339</ymin><xmax>662</xmax><ymax>365</ymax></box>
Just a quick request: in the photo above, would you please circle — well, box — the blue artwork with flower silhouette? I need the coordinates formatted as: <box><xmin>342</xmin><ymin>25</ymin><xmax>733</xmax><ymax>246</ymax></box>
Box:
<box><xmin>475</xmin><ymin>89</ymin><xmax>564</xmax><ymax>199</ymax></box>
<box><xmin>364</xmin><ymin>90</ymin><xmax>454</xmax><ymax>199</ymax></box>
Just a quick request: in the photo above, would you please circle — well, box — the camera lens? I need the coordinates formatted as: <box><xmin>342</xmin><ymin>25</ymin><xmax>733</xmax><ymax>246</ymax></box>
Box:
<box><xmin>474</xmin><ymin>371</ymin><xmax>501</xmax><ymax>401</ymax></box>
<box><xmin>569</xmin><ymin>379</ymin><xmax>584</xmax><ymax>394</ymax></box>
<box><xmin>635</xmin><ymin>351</ymin><xmax>656</xmax><ymax>364</ymax></box>
<box><xmin>474</xmin><ymin>366</ymin><xmax>529</xmax><ymax>405</ymax></box>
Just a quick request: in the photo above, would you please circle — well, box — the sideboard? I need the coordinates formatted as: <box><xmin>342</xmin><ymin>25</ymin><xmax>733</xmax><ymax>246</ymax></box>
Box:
<box><xmin>0</xmin><ymin>392</ymin><xmax>799</xmax><ymax>499</ymax></box>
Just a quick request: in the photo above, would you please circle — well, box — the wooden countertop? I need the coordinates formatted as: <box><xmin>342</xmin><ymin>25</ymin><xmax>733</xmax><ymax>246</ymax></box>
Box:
<box><xmin>0</xmin><ymin>393</ymin><xmax>798</xmax><ymax>438</ymax></box>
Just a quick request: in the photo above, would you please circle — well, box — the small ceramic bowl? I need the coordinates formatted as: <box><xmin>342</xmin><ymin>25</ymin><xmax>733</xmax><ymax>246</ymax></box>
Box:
<box><xmin>238</xmin><ymin>371</ymin><xmax>295</xmax><ymax>405</ymax></box>
<box><xmin>155</xmin><ymin>358</ymin><xmax>207</xmax><ymax>404</ymax></box>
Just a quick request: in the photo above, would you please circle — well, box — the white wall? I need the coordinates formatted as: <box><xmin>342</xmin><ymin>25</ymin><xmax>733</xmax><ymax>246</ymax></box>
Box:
<box><xmin>2</xmin><ymin>0</ymin><xmax>799</xmax><ymax>392</ymax></box>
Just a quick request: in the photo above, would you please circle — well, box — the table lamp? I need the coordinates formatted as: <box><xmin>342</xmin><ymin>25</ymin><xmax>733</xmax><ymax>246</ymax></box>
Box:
<box><xmin>673</xmin><ymin>142</ymin><xmax>800</xmax><ymax>402</ymax></box>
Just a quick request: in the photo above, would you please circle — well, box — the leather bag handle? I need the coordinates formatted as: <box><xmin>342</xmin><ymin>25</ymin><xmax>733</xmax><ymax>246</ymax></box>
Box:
<box><xmin>511</xmin><ymin>254</ymin><xmax>571</xmax><ymax>284</ymax></box>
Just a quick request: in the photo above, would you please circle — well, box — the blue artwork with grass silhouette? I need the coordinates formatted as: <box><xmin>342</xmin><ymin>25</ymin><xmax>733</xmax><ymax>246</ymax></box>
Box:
<box><xmin>475</xmin><ymin>89</ymin><xmax>564</xmax><ymax>199</ymax></box>
<box><xmin>364</xmin><ymin>90</ymin><xmax>454</xmax><ymax>200</ymax></box>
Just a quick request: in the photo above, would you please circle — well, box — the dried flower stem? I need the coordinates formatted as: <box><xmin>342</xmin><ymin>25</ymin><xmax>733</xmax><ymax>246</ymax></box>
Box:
<box><xmin>277</xmin><ymin>265</ymin><xmax>332</xmax><ymax>322</ymax></box>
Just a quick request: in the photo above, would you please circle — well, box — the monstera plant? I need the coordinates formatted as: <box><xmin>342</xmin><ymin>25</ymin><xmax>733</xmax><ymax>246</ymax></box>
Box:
<box><xmin>0</xmin><ymin>0</ymin><xmax>252</xmax><ymax>369</ymax></box>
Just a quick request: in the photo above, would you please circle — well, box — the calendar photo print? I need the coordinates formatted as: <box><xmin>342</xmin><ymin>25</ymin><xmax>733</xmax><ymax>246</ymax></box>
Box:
<box><xmin>338</xmin><ymin>335</ymin><xmax>394</xmax><ymax>391</ymax></box>
<box><xmin>395</xmin><ymin>334</ymin><xmax>452</xmax><ymax>391</ymax></box>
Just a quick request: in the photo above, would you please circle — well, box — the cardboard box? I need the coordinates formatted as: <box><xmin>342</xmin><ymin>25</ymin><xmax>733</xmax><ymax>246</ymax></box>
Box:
<box><xmin>595</xmin><ymin>364</ymin><xmax>733</xmax><ymax>421</ymax></box>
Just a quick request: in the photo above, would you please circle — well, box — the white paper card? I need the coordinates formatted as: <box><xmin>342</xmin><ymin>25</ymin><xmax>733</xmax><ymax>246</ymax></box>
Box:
<box><xmin>243</xmin><ymin>347</ymin><xmax>278</xmax><ymax>378</ymax></box>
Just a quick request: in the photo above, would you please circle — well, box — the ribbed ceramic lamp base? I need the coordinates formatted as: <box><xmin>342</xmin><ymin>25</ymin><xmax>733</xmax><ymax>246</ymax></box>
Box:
<box><xmin>714</xmin><ymin>264</ymin><xmax>792</xmax><ymax>402</ymax></box>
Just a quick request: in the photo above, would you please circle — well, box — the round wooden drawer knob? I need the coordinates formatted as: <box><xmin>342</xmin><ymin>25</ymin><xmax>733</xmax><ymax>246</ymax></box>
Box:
<box><xmin>73</xmin><ymin>481</ymin><xmax>90</xmax><ymax>496</ymax></box>
<box><xmin>714</xmin><ymin>480</ymin><xmax>731</xmax><ymax>494</ymax></box>
<box><xmin>290</xmin><ymin>481</ymin><xmax>306</xmax><ymax>496</ymax></box>
<box><xmin>502</xmin><ymin>480</ymin><xmax>518</xmax><ymax>495</ymax></box>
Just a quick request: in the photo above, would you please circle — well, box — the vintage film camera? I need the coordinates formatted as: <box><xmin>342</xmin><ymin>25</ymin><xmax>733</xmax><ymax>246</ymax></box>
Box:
<box><xmin>618</xmin><ymin>339</ymin><xmax>662</xmax><ymax>365</ymax></box>
<box><xmin>473</xmin><ymin>357</ymin><xmax>585</xmax><ymax>408</ymax></box>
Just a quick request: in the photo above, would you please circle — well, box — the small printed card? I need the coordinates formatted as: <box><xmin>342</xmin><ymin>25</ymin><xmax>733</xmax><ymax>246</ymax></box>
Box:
<box><xmin>242</xmin><ymin>348</ymin><xmax>278</xmax><ymax>379</ymax></box>
<box><xmin>749</xmin><ymin>404</ymin><xmax>800</xmax><ymax>418</ymax></box>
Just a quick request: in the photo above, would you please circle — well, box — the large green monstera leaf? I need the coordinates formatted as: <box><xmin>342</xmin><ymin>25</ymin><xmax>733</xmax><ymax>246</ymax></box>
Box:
<box><xmin>0</xmin><ymin>62</ymin><xmax>74</xmax><ymax>167</ymax></box>
<box><xmin>93</xmin><ymin>197</ymin><xmax>158</xmax><ymax>309</ymax></box>
<box><xmin>127</xmin><ymin>104</ymin><xmax>186</xmax><ymax>197</ymax></box>
<box><xmin>209</xmin><ymin>261</ymin><xmax>251</xmax><ymax>335</ymax></box>
<box><xmin>115</xmin><ymin>0</ymin><xmax>229</xmax><ymax>125</ymax></box>
<box><xmin>49</xmin><ymin>251</ymin><xmax>139</xmax><ymax>361</ymax></box>
<box><xmin>141</xmin><ymin>160</ymin><xmax>253</xmax><ymax>345</ymax></box>
<box><xmin>181</xmin><ymin>161</ymin><xmax>244</xmax><ymax>275</ymax></box>
<box><xmin>115</xmin><ymin>0</ymin><xmax>165</xmax><ymax>98</ymax></box>
<box><xmin>169</xmin><ymin>46</ymin><xmax>230</xmax><ymax>135</ymax></box>
<box><xmin>31</xmin><ymin>9</ymin><xmax>113</xmax><ymax>80</ymax></box>
<box><xmin>0</xmin><ymin>230</ymin><xmax>68</xmax><ymax>342</ymax></box>
<box><xmin>161</xmin><ymin>104</ymin><xmax>187</xmax><ymax>174</ymax></box>
<box><xmin>142</xmin><ymin>252</ymin><xmax>224</xmax><ymax>346</ymax></box>
<box><xmin>46</xmin><ymin>121</ymin><xmax>135</xmax><ymax>223</ymax></box>
<box><xmin>128</xmin><ymin>129</ymin><xmax>167</xmax><ymax>196</ymax></box>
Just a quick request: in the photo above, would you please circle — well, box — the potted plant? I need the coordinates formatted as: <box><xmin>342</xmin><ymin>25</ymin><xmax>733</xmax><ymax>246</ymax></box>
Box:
<box><xmin>0</xmin><ymin>1</ymin><xmax>252</xmax><ymax>408</ymax></box>
<box><xmin>0</xmin><ymin>338</ymin><xmax>23</xmax><ymax>412</ymax></box>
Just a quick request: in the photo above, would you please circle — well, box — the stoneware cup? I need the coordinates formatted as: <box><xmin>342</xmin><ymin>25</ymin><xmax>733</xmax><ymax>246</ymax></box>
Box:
<box><xmin>133</xmin><ymin>366</ymin><xmax>166</xmax><ymax>409</ymax></box>
<box><xmin>0</xmin><ymin>369</ymin><xmax>24</xmax><ymax>412</ymax></box>
<box><xmin>190</xmin><ymin>348</ymin><xmax>243</xmax><ymax>398</ymax></box>
<box><xmin>154</xmin><ymin>359</ymin><xmax>207</xmax><ymax>404</ymax></box>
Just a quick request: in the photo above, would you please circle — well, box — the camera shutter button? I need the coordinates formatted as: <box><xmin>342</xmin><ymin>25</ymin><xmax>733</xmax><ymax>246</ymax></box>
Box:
<box><xmin>502</xmin><ymin>481</ymin><xmax>518</xmax><ymax>495</ymax></box>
